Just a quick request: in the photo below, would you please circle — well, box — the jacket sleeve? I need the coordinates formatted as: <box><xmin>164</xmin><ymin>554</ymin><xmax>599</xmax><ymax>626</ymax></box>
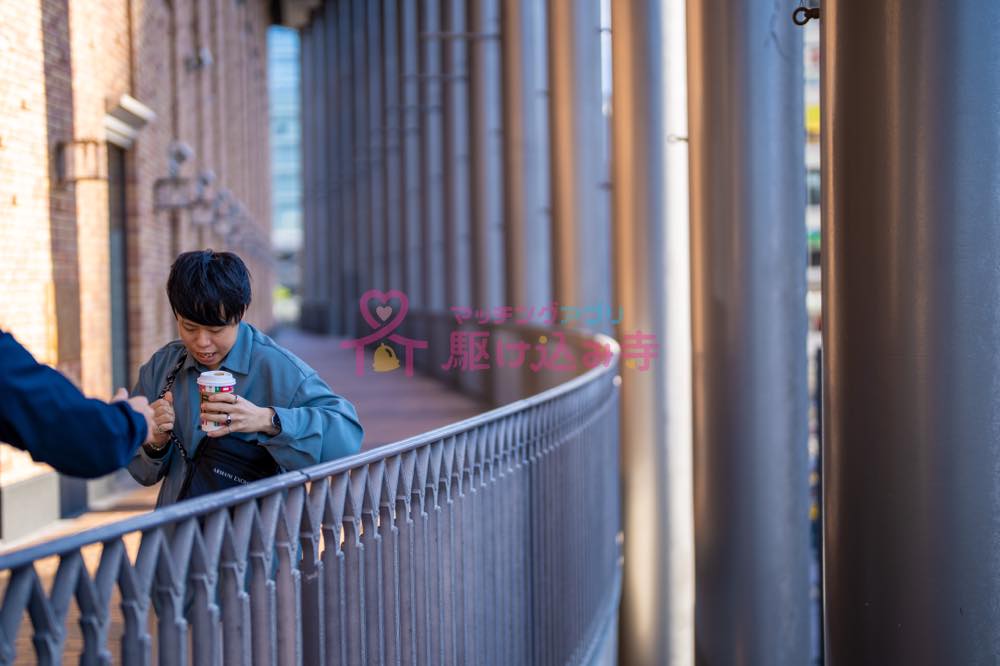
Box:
<box><xmin>259</xmin><ymin>372</ymin><xmax>364</xmax><ymax>470</ymax></box>
<box><xmin>0</xmin><ymin>332</ymin><xmax>147</xmax><ymax>479</ymax></box>
<box><xmin>126</xmin><ymin>355</ymin><xmax>174</xmax><ymax>486</ymax></box>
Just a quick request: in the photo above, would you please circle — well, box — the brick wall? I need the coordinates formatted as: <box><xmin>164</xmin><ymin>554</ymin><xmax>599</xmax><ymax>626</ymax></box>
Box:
<box><xmin>0</xmin><ymin>0</ymin><xmax>275</xmax><ymax>496</ymax></box>
<box><xmin>131</xmin><ymin>0</ymin><xmax>274</xmax><ymax>368</ymax></box>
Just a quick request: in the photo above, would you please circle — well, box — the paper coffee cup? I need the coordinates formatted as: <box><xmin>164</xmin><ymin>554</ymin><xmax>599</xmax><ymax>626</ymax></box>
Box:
<box><xmin>197</xmin><ymin>370</ymin><xmax>236</xmax><ymax>431</ymax></box>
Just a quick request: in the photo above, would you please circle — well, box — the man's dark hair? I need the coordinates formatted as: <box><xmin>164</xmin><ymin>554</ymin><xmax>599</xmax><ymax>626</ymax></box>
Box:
<box><xmin>167</xmin><ymin>250</ymin><xmax>252</xmax><ymax>326</ymax></box>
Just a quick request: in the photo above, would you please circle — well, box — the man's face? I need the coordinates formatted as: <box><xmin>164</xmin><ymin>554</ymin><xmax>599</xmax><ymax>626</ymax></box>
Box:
<box><xmin>176</xmin><ymin>316</ymin><xmax>239</xmax><ymax>369</ymax></box>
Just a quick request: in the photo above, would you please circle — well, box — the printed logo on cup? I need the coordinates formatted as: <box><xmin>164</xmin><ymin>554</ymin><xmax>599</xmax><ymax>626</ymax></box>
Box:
<box><xmin>197</xmin><ymin>370</ymin><xmax>235</xmax><ymax>432</ymax></box>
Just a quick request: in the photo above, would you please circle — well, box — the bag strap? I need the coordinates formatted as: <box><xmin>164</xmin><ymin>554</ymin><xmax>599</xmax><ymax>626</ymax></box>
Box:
<box><xmin>158</xmin><ymin>350</ymin><xmax>192</xmax><ymax>463</ymax></box>
<box><xmin>158</xmin><ymin>350</ymin><xmax>186</xmax><ymax>398</ymax></box>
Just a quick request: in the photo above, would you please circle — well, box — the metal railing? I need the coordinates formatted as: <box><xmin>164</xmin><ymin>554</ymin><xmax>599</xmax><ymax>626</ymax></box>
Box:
<box><xmin>0</xmin><ymin>332</ymin><xmax>621</xmax><ymax>665</ymax></box>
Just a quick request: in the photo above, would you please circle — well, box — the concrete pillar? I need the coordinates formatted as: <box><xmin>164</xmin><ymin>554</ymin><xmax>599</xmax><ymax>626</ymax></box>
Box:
<box><xmin>611</xmin><ymin>0</ymin><xmax>693</xmax><ymax>663</ymax></box>
<box><xmin>443</xmin><ymin>0</ymin><xmax>472</xmax><ymax>308</ymax></box>
<box><xmin>339</xmin><ymin>0</ymin><xmax>359</xmax><ymax>335</ymax></box>
<box><xmin>420</xmin><ymin>0</ymin><xmax>446</xmax><ymax>312</ymax></box>
<box><xmin>352</xmin><ymin>0</ymin><xmax>371</xmax><ymax>304</ymax></box>
<box><xmin>299</xmin><ymin>22</ymin><xmax>318</xmax><ymax>332</ymax></box>
<box><xmin>469</xmin><ymin>0</ymin><xmax>505</xmax><ymax>309</ymax></box>
<box><xmin>401</xmin><ymin>0</ymin><xmax>424</xmax><ymax>310</ymax></box>
<box><xmin>368</xmin><ymin>0</ymin><xmax>386</xmax><ymax>290</ymax></box>
<box><xmin>324</xmin><ymin>2</ymin><xmax>342</xmax><ymax>334</ymax></box>
<box><xmin>687</xmin><ymin>0</ymin><xmax>810</xmax><ymax>663</ymax></box>
<box><xmin>313</xmin><ymin>7</ymin><xmax>330</xmax><ymax>332</ymax></box>
<box><xmin>823</xmin><ymin>2</ymin><xmax>1000</xmax><ymax>663</ymax></box>
<box><xmin>384</xmin><ymin>0</ymin><xmax>403</xmax><ymax>292</ymax></box>
<box><xmin>501</xmin><ymin>0</ymin><xmax>553</xmax><ymax>310</ymax></box>
<box><xmin>548</xmin><ymin>0</ymin><xmax>612</xmax><ymax>334</ymax></box>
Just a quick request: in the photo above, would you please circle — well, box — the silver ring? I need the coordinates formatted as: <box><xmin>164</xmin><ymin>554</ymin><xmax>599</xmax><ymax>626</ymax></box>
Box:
<box><xmin>225</xmin><ymin>414</ymin><xmax>232</xmax><ymax>427</ymax></box>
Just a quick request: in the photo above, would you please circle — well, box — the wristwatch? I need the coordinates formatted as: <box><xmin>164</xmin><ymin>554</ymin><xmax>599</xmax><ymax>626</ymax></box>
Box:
<box><xmin>270</xmin><ymin>409</ymin><xmax>282</xmax><ymax>435</ymax></box>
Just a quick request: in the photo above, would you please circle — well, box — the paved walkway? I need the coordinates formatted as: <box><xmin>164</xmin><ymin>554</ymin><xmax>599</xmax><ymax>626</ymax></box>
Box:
<box><xmin>0</xmin><ymin>328</ymin><xmax>487</xmax><ymax>554</ymax></box>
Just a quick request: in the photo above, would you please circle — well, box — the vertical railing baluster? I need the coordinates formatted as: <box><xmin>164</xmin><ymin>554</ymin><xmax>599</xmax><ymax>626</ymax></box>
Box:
<box><xmin>493</xmin><ymin>424</ymin><xmax>506</xmax><ymax>666</ymax></box>
<box><xmin>321</xmin><ymin>474</ymin><xmax>350</xmax><ymax>666</ymax></box>
<box><xmin>31</xmin><ymin>558</ymin><xmax>71</xmax><ymax>665</ymax></box>
<box><xmin>449</xmin><ymin>438</ymin><xmax>468</xmax><ymax>666</ymax></box>
<box><xmin>219</xmin><ymin>566</ymin><xmax>252</xmax><ymax>666</ymax></box>
<box><xmin>478</xmin><ymin>427</ymin><xmax>492</xmax><ymax>666</ymax></box>
<box><xmin>493</xmin><ymin>421</ymin><xmax>508</xmax><ymax>666</ymax></box>
<box><xmin>249</xmin><ymin>496</ymin><xmax>280</xmax><ymax>666</ymax></box>
<box><xmin>546</xmin><ymin>401</ymin><xmax>558</xmax><ymax>665</ymax></box>
<box><xmin>343</xmin><ymin>470</ymin><xmax>369</xmax><ymax>665</ymax></box>
<box><xmin>378</xmin><ymin>502</ymin><xmax>401</xmax><ymax>666</ymax></box>
<box><xmin>121</xmin><ymin>528</ymin><xmax>163</xmax><ymax>666</ymax></box>
<box><xmin>153</xmin><ymin>584</ymin><xmax>186</xmax><ymax>666</ymax></box>
<box><xmin>470</xmin><ymin>428</ymin><xmax>487</xmax><ymax>663</ymax></box>
<box><xmin>584</xmin><ymin>392</ymin><xmax>592</xmax><ymax>652</ymax></box>
<box><xmin>540</xmin><ymin>402</ymin><xmax>552</xmax><ymax>665</ymax></box>
<box><xmin>80</xmin><ymin>540</ymin><xmax>126</xmax><ymax>665</ymax></box>
<box><xmin>499</xmin><ymin>420</ymin><xmax>514</xmax><ymax>666</ymax></box>
<box><xmin>533</xmin><ymin>403</ymin><xmax>547</xmax><ymax>665</ymax></box>
<box><xmin>217</xmin><ymin>508</ymin><xmax>252</xmax><ymax>666</ymax></box>
<box><xmin>396</xmin><ymin>451</ymin><xmax>418</xmax><ymax>666</ymax></box>
<box><xmin>563</xmin><ymin>400</ymin><xmax>575</xmax><ymax>659</ymax></box>
<box><xmin>576</xmin><ymin>391</ymin><xmax>586</xmax><ymax>655</ymax></box>
<box><xmin>484</xmin><ymin>424</ymin><xmax>499</xmax><ymax>666</ymax></box>
<box><xmin>425</xmin><ymin>448</ymin><xmax>444</xmax><ymax>666</ymax></box>
<box><xmin>519</xmin><ymin>411</ymin><xmax>532</xmax><ymax>666</ymax></box>
<box><xmin>380</xmin><ymin>458</ymin><xmax>403</xmax><ymax>666</ymax></box>
<box><xmin>507</xmin><ymin>413</ymin><xmax>524</xmax><ymax>665</ymax></box>
<box><xmin>526</xmin><ymin>406</ymin><xmax>540</xmax><ymax>665</ymax></box>
<box><xmin>535</xmin><ymin>404</ymin><xmax>552</xmax><ymax>664</ymax></box>
<box><xmin>394</xmin><ymin>492</ymin><xmax>416</xmax><ymax>666</ymax></box>
<box><xmin>438</xmin><ymin>441</ymin><xmax>457</xmax><ymax>666</ymax></box>
<box><xmin>275</xmin><ymin>488</ymin><xmax>304</xmax><ymax>665</ymax></box>
<box><xmin>187</xmin><ymin>525</ymin><xmax>221</xmax><ymax>666</ymax></box>
<box><xmin>458</xmin><ymin>436</ymin><xmax>476</xmax><ymax>664</ymax></box>
<box><xmin>412</xmin><ymin>447</ymin><xmax>431</xmax><ymax>666</ymax></box>
<box><xmin>301</xmin><ymin>480</ymin><xmax>329</xmax><ymax>666</ymax></box>
<box><xmin>155</xmin><ymin>519</ymin><xmax>198</xmax><ymax>666</ymax></box>
<box><xmin>536</xmin><ymin>403</ymin><xmax>548</xmax><ymax>665</ymax></box>
<box><xmin>361</xmin><ymin>464</ymin><xmax>386</xmax><ymax>665</ymax></box>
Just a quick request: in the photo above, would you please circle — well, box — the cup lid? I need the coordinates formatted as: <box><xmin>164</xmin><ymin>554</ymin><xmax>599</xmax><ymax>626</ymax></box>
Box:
<box><xmin>197</xmin><ymin>370</ymin><xmax>235</xmax><ymax>387</ymax></box>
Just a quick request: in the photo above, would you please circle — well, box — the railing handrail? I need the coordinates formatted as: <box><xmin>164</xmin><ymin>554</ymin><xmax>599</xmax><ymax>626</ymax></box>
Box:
<box><xmin>0</xmin><ymin>330</ymin><xmax>619</xmax><ymax>572</ymax></box>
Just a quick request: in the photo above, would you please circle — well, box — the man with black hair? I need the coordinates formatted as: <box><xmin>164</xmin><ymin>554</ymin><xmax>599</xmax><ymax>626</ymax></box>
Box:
<box><xmin>127</xmin><ymin>250</ymin><xmax>364</xmax><ymax>506</ymax></box>
<box><xmin>0</xmin><ymin>330</ymin><xmax>158</xmax><ymax>478</ymax></box>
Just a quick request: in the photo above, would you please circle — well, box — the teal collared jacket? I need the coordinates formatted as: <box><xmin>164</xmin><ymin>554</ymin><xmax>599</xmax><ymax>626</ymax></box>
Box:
<box><xmin>127</xmin><ymin>322</ymin><xmax>363</xmax><ymax>505</ymax></box>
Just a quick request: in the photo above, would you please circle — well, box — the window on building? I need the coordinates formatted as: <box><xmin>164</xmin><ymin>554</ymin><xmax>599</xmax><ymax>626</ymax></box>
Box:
<box><xmin>807</xmin><ymin>168</ymin><xmax>820</xmax><ymax>206</ymax></box>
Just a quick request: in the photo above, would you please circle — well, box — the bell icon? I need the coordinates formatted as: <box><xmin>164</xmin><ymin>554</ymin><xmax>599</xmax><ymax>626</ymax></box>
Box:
<box><xmin>372</xmin><ymin>342</ymin><xmax>400</xmax><ymax>373</ymax></box>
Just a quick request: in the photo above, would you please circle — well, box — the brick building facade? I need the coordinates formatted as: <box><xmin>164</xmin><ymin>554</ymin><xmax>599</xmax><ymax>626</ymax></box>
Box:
<box><xmin>0</xmin><ymin>0</ymin><xmax>276</xmax><ymax>539</ymax></box>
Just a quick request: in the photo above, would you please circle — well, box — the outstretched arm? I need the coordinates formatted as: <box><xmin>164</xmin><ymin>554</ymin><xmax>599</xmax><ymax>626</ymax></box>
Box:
<box><xmin>0</xmin><ymin>332</ymin><xmax>149</xmax><ymax>478</ymax></box>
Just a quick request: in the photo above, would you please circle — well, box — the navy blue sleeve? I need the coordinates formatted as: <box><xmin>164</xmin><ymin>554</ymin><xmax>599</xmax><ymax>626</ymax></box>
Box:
<box><xmin>0</xmin><ymin>331</ymin><xmax>147</xmax><ymax>478</ymax></box>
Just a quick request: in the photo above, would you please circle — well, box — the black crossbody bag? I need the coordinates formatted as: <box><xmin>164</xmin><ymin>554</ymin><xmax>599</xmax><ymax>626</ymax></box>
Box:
<box><xmin>154</xmin><ymin>352</ymin><xmax>281</xmax><ymax>501</ymax></box>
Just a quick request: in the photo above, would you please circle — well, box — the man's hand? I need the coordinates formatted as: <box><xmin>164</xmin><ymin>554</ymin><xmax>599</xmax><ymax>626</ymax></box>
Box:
<box><xmin>201</xmin><ymin>392</ymin><xmax>277</xmax><ymax>438</ymax></box>
<box><xmin>146</xmin><ymin>390</ymin><xmax>176</xmax><ymax>448</ymax></box>
<box><xmin>112</xmin><ymin>388</ymin><xmax>158</xmax><ymax>445</ymax></box>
